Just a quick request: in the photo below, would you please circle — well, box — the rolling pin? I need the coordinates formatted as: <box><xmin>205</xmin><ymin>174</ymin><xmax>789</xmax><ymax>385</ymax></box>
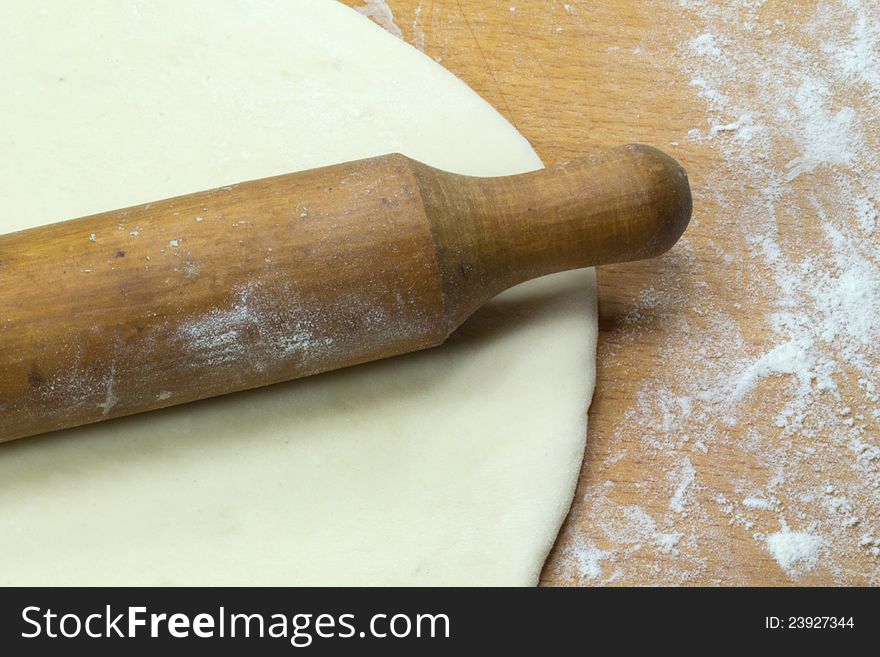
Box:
<box><xmin>0</xmin><ymin>144</ymin><xmax>691</xmax><ymax>443</ymax></box>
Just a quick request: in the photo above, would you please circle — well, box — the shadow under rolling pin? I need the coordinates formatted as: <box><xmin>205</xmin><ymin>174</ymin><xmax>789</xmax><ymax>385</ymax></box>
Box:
<box><xmin>0</xmin><ymin>144</ymin><xmax>691</xmax><ymax>443</ymax></box>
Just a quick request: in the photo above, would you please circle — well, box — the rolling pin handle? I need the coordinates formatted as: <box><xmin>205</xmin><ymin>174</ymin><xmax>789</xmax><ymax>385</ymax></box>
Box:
<box><xmin>411</xmin><ymin>144</ymin><xmax>693</xmax><ymax>326</ymax></box>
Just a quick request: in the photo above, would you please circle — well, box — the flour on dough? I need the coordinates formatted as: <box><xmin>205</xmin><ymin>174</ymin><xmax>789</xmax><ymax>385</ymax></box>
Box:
<box><xmin>0</xmin><ymin>0</ymin><xmax>597</xmax><ymax>585</ymax></box>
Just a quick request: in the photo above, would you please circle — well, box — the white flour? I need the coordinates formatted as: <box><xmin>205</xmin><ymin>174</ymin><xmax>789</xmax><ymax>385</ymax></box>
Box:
<box><xmin>570</xmin><ymin>538</ymin><xmax>616</xmax><ymax>582</ymax></box>
<box><xmin>354</xmin><ymin>1</ymin><xmax>403</xmax><ymax>39</ymax></box>
<box><xmin>548</xmin><ymin>0</ymin><xmax>880</xmax><ymax>584</ymax></box>
<box><xmin>766</xmin><ymin>530</ymin><xmax>824</xmax><ymax>575</ymax></box>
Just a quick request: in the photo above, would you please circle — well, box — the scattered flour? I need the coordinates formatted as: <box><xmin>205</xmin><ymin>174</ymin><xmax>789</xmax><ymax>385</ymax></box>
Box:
<box><xmin>689</xmin><ymin>32</ymin><xmax>722</xmax><ymax>58</ymax></box>
<box><xmin>783</xmin><ymin>78</ymin><xmax>861</xmax><ymax>182</ymax></box>
<box><xmin>729</xmin><ymin>339</ymin><xmax>816</xmax><ymax>404</ymax></box>
<box><xmin>742</xmin><ymin>497</ymin><xmax>773</xmax><ymax>511</ymax></box>
<box><xmin>599</xmin><ymin>504</ymin><xmax>683</xmax><ymax>556</ymax></box>
<box><xmin>552</xmin><ymin>0</ymin><xmax>880</xmax><ymax>585</ymax></box>
<box><xmin>353</xmin><ymin>1</ymin><xmax>403</xmax><ymax>39</ymax></box>
<box><xmin>669</xmin><ymin>457</ymin><xmax>696</xmax><ymax>514</ymax></box>
<box><xmin>766</xmin><ymin>530</ymin><xmax>824</xmax><ymax>575</ymax></box>
<box><xmin>573</xmin><ymin>540</ymin><xmax>613</xmax><ymax>581</ymax></box>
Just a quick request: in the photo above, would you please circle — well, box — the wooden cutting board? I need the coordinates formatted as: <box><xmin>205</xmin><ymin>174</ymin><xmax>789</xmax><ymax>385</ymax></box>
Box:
<box><xmin>343</xmin><ymin>0</ymin><xmax>880</xmax><ymax>586</ymax></box>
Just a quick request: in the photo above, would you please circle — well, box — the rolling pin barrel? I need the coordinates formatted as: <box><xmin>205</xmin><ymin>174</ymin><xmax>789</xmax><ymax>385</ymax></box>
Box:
<box><xmin>0</xmin><ymin>144</ymin><xmax>690</xmax><ymax>443</ymax></box>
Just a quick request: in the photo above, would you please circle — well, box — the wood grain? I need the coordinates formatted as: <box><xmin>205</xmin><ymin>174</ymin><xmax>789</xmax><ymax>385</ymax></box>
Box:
<box><xmin>342</xmin><ymin>0</ymin><xmax>880</xmax><ymax>585</ymax></box>
<box><xmin>0</xmin><ymin>147</ymin><xmax>688</xmax><ymax>442</ymax></box>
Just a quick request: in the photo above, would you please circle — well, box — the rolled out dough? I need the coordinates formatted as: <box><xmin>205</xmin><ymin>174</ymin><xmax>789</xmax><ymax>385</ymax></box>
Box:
<box><xmin>0</xmin><ymin>0</ymin><xmax>597</xmax><ymax>585</ymax></box>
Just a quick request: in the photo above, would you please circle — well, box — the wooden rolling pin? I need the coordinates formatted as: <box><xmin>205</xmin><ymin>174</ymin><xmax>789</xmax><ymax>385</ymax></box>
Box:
<box><xmin>0</xmin><ymin>144</ymin><xmax>691</xmax><ymax>443</ymax></box>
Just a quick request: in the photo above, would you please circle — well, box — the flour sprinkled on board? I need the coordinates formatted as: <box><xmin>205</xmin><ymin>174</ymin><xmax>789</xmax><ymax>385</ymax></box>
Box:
<box><xmin>353</xmin><ymin>1</ymin><xmax>403</xmax><ymax>39</ymax></box>
<box><xmin>559</xmin><ymin>535</ymin><xmax>617</xmax><ymax>583</ymax></box>
<box><xmin>669</xmin><ymin>457</ymin><xmax>696</xmax><ymax>514</ymax></box>
<box><xmin>765</xmin><ymin>530</ymin><xmax>824</xmax><ymax>575</ymax></box>
<box><xmin>546</xmin><ymin>0</ymin><xmax>880</xmax><ymax>585</ymax></box>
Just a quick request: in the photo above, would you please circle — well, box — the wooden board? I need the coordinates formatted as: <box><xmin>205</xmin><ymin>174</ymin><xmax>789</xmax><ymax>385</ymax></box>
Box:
<box><xmin>342</xmin><ymin>0</ymin><xmax>880</xmax><ymax>585</ymax></box>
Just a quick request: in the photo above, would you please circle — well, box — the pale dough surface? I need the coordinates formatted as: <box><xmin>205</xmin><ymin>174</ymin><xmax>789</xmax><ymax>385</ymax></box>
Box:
<box><xmin>0</xmin><ymin>0</ymin><xmax>597</xmax><ymax>585</ymax></box>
